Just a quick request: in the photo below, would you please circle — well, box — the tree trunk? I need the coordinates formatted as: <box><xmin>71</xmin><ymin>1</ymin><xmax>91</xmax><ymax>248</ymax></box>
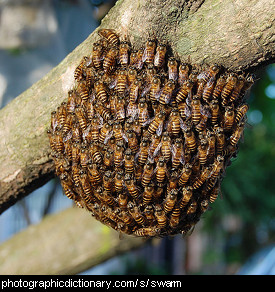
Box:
<box><xmin>0</xmin><ymin>0</ymin><xmax>274</xmax><ymax>214</ymax></box>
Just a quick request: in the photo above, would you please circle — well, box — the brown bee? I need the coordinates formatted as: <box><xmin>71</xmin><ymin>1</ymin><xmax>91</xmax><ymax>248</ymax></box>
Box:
<box><xmin>113</xmin><ymin>122</ymin><xmax>127</xmax><ymax>143</ymax></box>
<box><xmin>128</xmin><ymin>202</ymin><xmax>146</xmax><ymax>226</ymax></box>
<box><xmin>99</xmin><ymin>121</ymin><xmax>113</xmax><ymax>145</ymax></box>
<box><xmin>94</xmin><ymin>80</ymin><xmax>108</xmax><ymax>104</ymax></box>
<box><xmin>171</xmin><ymin>138</ymin><xmax>184</xmax><ymax>169</ymax></box>
<box><xmin>206</xmin><ymin>130</ymin><xmax>216</xmax><ymax>161</ymax></box>
<box><xmin>178</xmin><ymin>101</ymin><xmax>191</xmax><ymax>120</ymax></box>
<box><xmin>175</xmin><ymin>80</ymin><xmax>193</xmax><ymax>103</ymax></box>
<box><xmin>143</xmin><ymin>38</ymin><xmax>156</xmax><ymax>64</ymax></box>
<box><xmin>154</xmin><ymin>43</ymin><xmax>167</xmax><ymax>67</ymax></box>
<box><xmin>230</xmin><ymin>122</ymin><xmax>245</xmax><ymax>146</ymax></box>
<box><xmin>89</xmin><ymin>142</ymin><xmax>103</xmax><ymax>165</ymax></box>
<box><xmin>129</xmin><ymin>78</ymin><xmax>142</xmax><ymax>103</ymax></box>
<box><xmin>91</xmin><ymin>42</ymin><xmax>103</xmax><ymax>69</ymax></box>
<box><xmin>221</xmin><ymin>74</ymin><xmax>238</xmax><ymax>106</ymax></box>
<box><xmin>137</xmin><ymin>138</ymin><xmax>150</xmax><ymax>166</ymax></box>
<box><xmin>79</xmin><ymin>144</ymin><xmax>90</xmax><ymax>169</ymax></box>
<box><xmin>209</xmin><ymin>185</ymin><xmax>219</xmax><ymax>203</ymax></box>
<box><xmin>137</xmin><ymin>98</ymin><xmax>150</xmax><ymax>127</ymax></box>
<box><xmin>71</xmin><ymin>141</ymin><xmax>81</xmax><ymax>165</ymax></box>
<box><xmin>53</xmin><ymin>130</ymin><xmax>64</xmax><ymax>154</ymax></box>
<box><xmin>77</xmin><ymin>80</ymin><xmax>89</xmax><ymax>102</ymax></box>
<box><xmin>88</xmin><ymin>117</ymin><xmax>101</xmax><ymax>143</ymax></box>
<box><xmin>103</xmin><ymin>148</ymin><xmax>114</xmax><ymax>168</ymax></box>
<box><xmin>114</xmin><ymin>170</ymin><xmax>124</xmax><ymax>194</ymax></box>
<box><xmin>223</xmin><ymin>106</ymin><xmax>235</xmax><ymax>131</ymax></box>
<box><xmin>60</xmin><ymin>173</ymin><xmax>76</xmax><ymax>201</ymax></box>
<box><xmin>98</xmin><ymin>28</ymin><xmax>120</xmax><ymax>46</ymax></box>
<box><xmin>149</xmin><ymin>133</ymin><xmax>161</xmax><ymax>158</ymax></box>
<box><xmin>155</xmin><ymin>157</ymin><xmax>168</xmax><ymax>184</ymax></box>
<box><xmin>141</xmin><ymin>162</ymin><xmax>154</xmax><ymax>187</ymax></box>
<box><xmin>133</xmin><ymin>47</ymin><xmax>145</xmax><ymax>70</ymax></box>
<box><xmin>183</xmin><ymin>126</ymin><xmax>197</xmax><ymax>153</ymax></box>
<box><xmin>154</xmin><ymin>204</ymin><xmax>167</xmax><ymax>229</ymax></box>
<box><xmin>103</xmin><ymin>46</ymin><xmax>119</xmax><ymax>73</ymax></box>
<box><xmin>197</xmin><ymin>64</ymin><xmax>220</xmax><ymax>83</ymax></box>
<box><xmin>180</xmin><ymin>186</ymin><xmax>193</xmax><ymax>209</ymax></box>
<box><xmin>202</xmin><ymin>76</ymin><xmax>216</xmax><ymax>103</ymax></box>
<box><xmin>148</xmin><ymin>110</ymin><xmax>166</xmax><ymax>136</ymax></box>
<box><xmin>117</xmin><ymin>193</ymin><xmax>128</xmax><ymax>210</ymax></box>
<box><xmin>74</xmin><ymin>56</ymin><xmax>89</xmax><ymax>81</ymax></box>
<box><xmin>124</xmin><ymin>148</ymin><xmax>135</xmax><ymax>174</ymax></box>
<box><xmin>164</xmin><ymin>190</ymin><xmax>178</xmax><ymax>213</ymax></box>
<box><xmin>167</xmin><ymin>57</ymin><xmax>178</xmax><ymax>81</ymax></box>
<box><xmin>187</xmin><ymin>200</ymin><xmax>197</xmax><ymax>215</ymax></box>
<box><xmin>127</xmin><ymin>66</ymin><xmax>138</xmax><ymax>84</ymax></box>
<box><xmin>66</xmin><ymin>90</ymin><xmax>77</xmax><ymax>114</ymax></box>
<box><xmin>134</xmin><ymin>227</ymin><xmax>160</xmax><ymax>237</ymax></box>
<box><xmin>79</xmin><ymin>170</ymin><xmax>93</xmax><ymax>198</ymax></box>
<box><xmin>57</xmin><ymin>102</ymin><xmax>68</xmax><ymax>128</ymax></box>
<box><xmin>145</xmin><ymin>63</ymin><xmax>157</xmax><ymax>83</ymax></box>
<box><xmin>75</xmin><ymin>105</ymin><xmax>88</xmax><ymax>131</ymax></box>
<box><xmin>143</xmin><ymin>205</ymin><xmax>156</xmax><ymax>225</ymax></box>
<box><xmin>197</xmin><ymin>138</ymin><xmax>208</xmax><ymax>165</ymax></box>
<box><xmin>178</xmin><ymin>163</ymin><xmax>192</xmax><ymax>186</ymax></box>
<box><xmin>114</xmin><ymin>141</ymin><xmax>125</xmax><ymax>168</ymax></box>
<box><xmin>159</xmin><ymin>79</ymin><xmax>175</xmax><ymax>106</ymax></box>
<box><xmin>149</xmin><ymin>75</ymin><xmax>161</xmax><ymax>103</ymax></box>
<box><xmin>235</xmin><ymin>104</ymin><xmax>249</xmax><ymax>125</ymax></box>
<box><xmin>87</xmin><ymin>162</ymin><xmax>102</xmax><ymax>188</ymax></box>
<box><xmin>229</xmin><ymin>75</ymin><xmax>245</xmax><ymax>103</ymax></box>
<box><xmin>191</xmin><ymin>96</ymin><xmax>201</xmax><ymax>125</ymax></box>
<box><xmin>119</xmin><ymin>41</ymin><xmax>130</xmax><ymax>66</ymax></box>
<box><xmin>212</xmin><ymin>75</ymin><xmax>226</xmax><ymax>100</ymax></box>
<box><xmin>209</xmin><ymin>99</ymin><xmax>220</xmax><ymax>126</ymax></box>
<box><xmin>125</xmin><ymin>130</ymin><xmax>139</xmax><ymax>153</ymax></box>
<box><xmin>209</xmin><ymin>155</ymin><xmax>224</xmax><ymax>182</ymax></box>
<box><xmin>160</xmin><ymin>132</ymin><xmax>172</xmax><ymax>161</ymax></box>
<box><xmin>178</xmin><ymin>63</ymin><xmax>190</xmax><ymax>85</ymax></box>
<box><xmin>193</xmin><ymin>166</ymin><xmax>211</xmax><ymax>189</ymax></box>
<box><xmin>103</xmin><ymin>170</ymin><xmax>114</xmax><ymax>194</ymax></box>
<box><xmin>116</xmin><ymin>68</ymin><xmax>128</xmax><ymax>95</ymax></box>
<box><xmin>167</xmin><ymin>108</ymin><xmax>184</xmax><ymax>137</ymax></box>
<box><xmin>169</xmin><ymin>206</ymin><xmax>181</xmax><ymax>228</ymax></box>
<box><xmin>124</xmin><ymin>174</ymin><xmax>139</xmax><ymax>199</ymax></box>
<box><xmin>215</xmin><ymin>127</ymin><xmax>225</xmax><ymax>155</ymax></box>
<box><xmin>142</xmin><ymin>184</ymin><xmax>155</xmax><ymax>205</ymax></box>
<box><xmin>195</xmin><ymin>105</ymin><xmax>210</xmax><ymax>133</ymax></box>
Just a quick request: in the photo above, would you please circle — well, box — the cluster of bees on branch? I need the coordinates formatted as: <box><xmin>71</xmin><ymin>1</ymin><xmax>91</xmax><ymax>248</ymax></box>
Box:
<box><xmin>48</xmin><ymin>28</ymin><xmax>254</xmax><ymax>238</ymax></box>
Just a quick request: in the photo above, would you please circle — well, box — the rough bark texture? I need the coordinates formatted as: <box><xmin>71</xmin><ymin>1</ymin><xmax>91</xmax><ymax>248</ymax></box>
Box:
<box><xmin>0</xmin><ymin>207</ymin><xmax>146</xmax><ymax>275</ymax></box>
<box><xmin>0</xmin><ymin>0</ymin><xmax>274</xmax><ymax>212</ymax></box>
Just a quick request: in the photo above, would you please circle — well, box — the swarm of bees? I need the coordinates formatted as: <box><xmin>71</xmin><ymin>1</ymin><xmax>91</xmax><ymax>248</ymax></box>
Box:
<box><xmin>48</xmin><ymin>28</ymin><xmax>254</xmax><ymax>238</ymax></box>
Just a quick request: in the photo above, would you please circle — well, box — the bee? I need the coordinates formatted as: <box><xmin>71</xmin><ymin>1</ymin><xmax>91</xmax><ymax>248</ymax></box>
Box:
<box><xmin>229</xmin><ymin>75</ymin><xmax>245</xmax><ymax>103</ymax></box>
<box><xmin>206</xmin><ymin>130</ymin><xmax>216</xmax><ymax>161</ymax></box>
<box><xmin>197</xmin><ymin>138</ymin><xmax>208</xmax><ymax>165</ymax></box>
<box><xmin>119</xmin><ymin>41</ymin><xmax>130</xmax><ymax>66</ymax></box>
<box><xmin>143</xmin><ymin>38</ymin><xmax>156</xmax><ymax>64</ymax></box>
<box><xmin>116</xmin><ymin>68</ymin><xmax>128</xmax><ymax>95</ymax></box>
<box><xmin>115</xmin><ymin>95</ymin><xmax>126</xmax><ymax>123</ymax></box>
<box><xmin>117</xmin><ymin>193</ymin><xmax>128</xmax><ymax>210</ymax></box>
<box><xmin>129</xmin><ymin>78</ymin><xmax>142</xmax><ymax>103</ymax></box>
<box><xmin>71</xmin><ymin>163</ymin><xmax>82</xmax><ymax>188</ymax></box>
<box><xmin>128</xmin><ymin>202</ymin><xmax>146</xmax><ymax>226</ymax></box>
<box><xmin>53</xmin><ymin>130</ymin><xmax>64</xmax><ymax>154</ymax></box>
<box><xmin>148</xmin><ymin>110</ymin><xmax>166</xmax><ymax>136</ymax></box>
<box><xmin>195</xmin><ymin>105</ymin><xmax>210</xmax><ymax>133</ymax></box>
<box><xmin>57</xmin><ymin>102</ymin><xmax>68</xmax><ymax>128</ymax></box>
<box><xmin>53</xmin><ymin>153</ymin><xmax>70</xmax><ymax>176</ymax></box>
<box><xmin>149</xmin><ymin>75</ymin><xmax>161</xmax><ymax>102</ymax></box>
<box><xmin>209</xmin><ymin>185</ymin><xmax>219</xmax><ymax>203</ymax></box>
<box><xmin>60</xmin><ymin>173</ymin><xmax>76</xmax><ymax>201</ymax></box>
<box><xmin>167</xmin><ymin>108</ymin><xmax>184</xmax><ymax>137</ymax></box>
<box><xmin>178</xmin><ymin>63</ymin><xmax>190</xmax><ymax>85</ymax></box>
<box><xmin>143</xmin><ymin>205</ymin><xmax>156</xmax><ymax>225</ymax></box>
<box><xmin>79</xmin><ymin>144</ymin><xmax>90</xmax><ymax>169</ymax></box>
<box><xmin>137</xmin><ymin>98</ymin><xmax>150</xmax><ymax>127</ymax></box>
<box><xmin>114</xmin><ymin>170</ymin><xmax>124</xmax><ymax>194</ymax></box>
<box><xmin>223</xmin><ymin>106</ymin><xmax>235</xmax><ymax>131</ymax></box>
<box><xmin>155</xmin><ymin>157</ymin><xmax>168</xmax><ymax>184</ymax></box>
<box><xmin>71</xmin><ymin>121</ymin><xmax>82</xmax><ymax>143</ymax></box>
<box><xmin>125</xmin><ymin>130</ymin><xmax>139</xmax><ymax>153</ymax></box>
<box><xmin>160</xmin><ymin>132</ymin><xmax>172</xmax><ymax>161</ymax></box>
<box><xmin>103</xmin><ymin>170</ymin><xmax>114</xmax><ymax>194</ymax></box>
<box><xmin>167</xmin><ymin>57</ymin><xmax>178</xmax><ymax>81</ymax></box>
<box><xmin>113</xmin><ymin>122</ymin><xmax>127</xmax><ymax>143</ymax></box>
<box><xmin>89</xmin><ymin>116</ymin><xmax>101</xmax><ymax>143</ymax></box>
<box><xmin>180</xmin><ymin>186</ymin><xmax>193</xmax><ymax>209</ymax></box>
<box><xmin>133</xmin><ymin>47</ymin><xmax>145</xmax><ymax>70</ymax></box>
<box><xmin>103</xmin><ymin>148</ymin><xmax>114</xmax><ymax>168</ymax></box>
<box><xmin>141</xmin><ymin>162</ymin><xmax>154</xmax><ymax>187</ymax></box>
<box><xmin>114</xmin><ymin>141</ymin><xmax>125</xmax><ymax>168</ymax></box>
<box><xmin>191</xmin><ymin>96</ymin><xmax>201</xmax><ymax>125</ymax></box>
<box><xmin>154</xmin><ymin>204</ymin><xmax>167</xmax><ymax>229</ymax></box>
<box><xmin>167</xmin><ymin>170</ymin><xmax>179</xmax><ymax>192</ymax></box>
<box><xmin>183</xmin><ymin>126</ymin><xmax>197</xmax><ymax>153</ymax></box>
<box><xmin>212</xmin><ymin>75</ymin><xmax>226</xmax><ymax>99</ymax></box>
<box><xmin>87</xmin><ymin>162</ymin><xmax>102</xmax><ymax>188</ymax></box>
<box><xmin>154</xmin><ymin>43</ymin><xmax>167</xmax><ymax>67</ymax></box>
<box><xmin>149</xmin><ymin>133</ymin><xmax>161</xmax><ymax>158</ymax></box>
<box><xmin>145</xmin><ymin>63</ymin><xmax>157</xmax><ymax>83</ymax></box>
<box><xmin>99</xmin><ymin>121</ymin><xmax>113</xmax><ymax>145</ymax></box>
<box><xmin>193</xmin><ymin>166</ymin><xmax>211</xmax><ymax>189</ymax></box>
<box><xmin>169</xmin><ymin>206</ymin><xmax>181</xmax><ymax>228</ymax></box>
<box><xmin>230</xmin><ymin>122</ymin><xmax>245</xmax><ymax>146</ymax></box>
<box><xmin>221</xmin><ymin>74</ymin><xmax>238</xmax><ymax>106</ymax></box>
<box><xmin>137</xmin><ymin>138</ymin><xmax>150</xmax><ymax>166</ymax></box>
<box><xmin>127</xmin><ymin>66</ymin><xmax>138</xmax><ymax>84</ymax></box>
<box><xmin>209</xmin><ymin>99</ymin><xmax>220</xmax><ymax>126</ymax></box>
<box><xmin>79</xmin><ymin>170</ymin><xmax>93</xmax><ymax>198</ymax></box>
<box><xmin>175</xmin><ymin>80</ymin><xmax>193</xmax><ymax>103</ymax></box>
<box><xmin>75</xmin><ymin>105</ymin><xmax>88</xmax><ymax>131</ymax></box>
<box><xmin>202</xmin><ymin>76</ymin><xmax>216</xmax><ymax>103</ymax></box>
<box><xmin>215</xmin><ymin>127</ymin><xmax>225</xmax><ymax>155</ymax></box>
<box><xmin>124</xmin><ymin>148</ymin><xmax>135</xmax><ymax>174</ymax></box>
<box><xmin>124</xmin><ymin>174</ymin><xmax>140</xmax><ymax>199</ymax></box>
<box><xmin>77</xmin><ymin>80</ymin><xmax>89</xmax><ymax>102</ymax></box>
<box><xmin>91</xmin><ymin>42</ymin><xmax>103</xmax><ymax>69</ymax></box>
<box><xmin>98</xmin><ymin>28</ymin><xmax>120</xmax><ymax>46</ymax></box>
<box><xmin>178</xmin><ymin>163</ymin><xmax>192</xmax><ymax>186</ymax></box>
<box><xmin>66</xmin><ymin>90</ymin><xmax>77</xmax><ymax>114</ymax></box>
<box><xmin>94</xmin><ymin>80</ymin><xmax>108</xmax><ymax>104</ymax></box>
<box><xmin>71</xmin><ymin>141</ymin><xmax>81</xmax><ymax>165</ymax></box>
<box><xmin>163</xmin><ymin>190</ymin><xmax>178</xmax><ymax>213</ymax></box>
<box><xmin>103</xmin><ymin>46</ymin><xmax>119</xmax><ymax>73</ymax></box>
<box><xmin>89</xmin><ymin>141</ymin><xmax>103</xmax><ymax>165</ymax></box>
<box><xmin>142</xmin><ymin>184</ymin><xmax>155</xmax><ymax>205</ymax></box>
<box><xmin>235</xmin><ymin>104</ymin><xmax>249</xmax><ymax>125</ymax></box>
<box><xmin>187</xmin><ymin>200</ymin><xmax>197</xmax><ymax>215</ymax></box>
<box><xmin>134</xmin><ymin>227</ymin><xmax>160</xmax><ymax>237</ymax></box>
<box><xmin>159</xmin><ymin>79</ymin><xmax>176</xmax><ymax>106</ymax></box>
<box><xmin>197</xmin><ymin>64</ymin><xmax>220</xmax><ymax>83</ymax></box>
<box><xmin>171</xmin><ymin>138</ymin><xmax>184</xmax><ymax>169</ymax></box>
<box><xmin>178</xmin><ymin>101</ymin><xmax>191</xmax><ymax>120</ymax></box>
<box><xmin>74</xmin><ymin>56</ymin><xmax>89</xmax><ymax>81</ymax></box>
<box><xmin>209</xmin><ymin>155</ymin><xmax>224</xmax><ymax>181</ymax></box>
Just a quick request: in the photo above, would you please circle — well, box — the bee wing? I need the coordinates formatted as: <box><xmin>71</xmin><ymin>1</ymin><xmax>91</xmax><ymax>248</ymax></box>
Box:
<box><xmin>153</xmin><ymin>141</ymin><xmax>162</xmax><ymax>157</ymax></box>
<box><xmin>156</xmin><ymin>121</ymin><xmax>164</xmax><ymax>136</ymax></box>
<box><xmin>126</xmin><ymin>102</ymin><xmax>138</xmax><ymax>118</ymax></box>
<box><xmin>104</xmin><ymin>130</ymin><xmax>113</xmax><ymax>144</ymax></box>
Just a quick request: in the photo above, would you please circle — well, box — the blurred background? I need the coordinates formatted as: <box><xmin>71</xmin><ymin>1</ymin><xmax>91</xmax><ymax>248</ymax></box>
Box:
<box><xmin>0</xmin><ymin>0</ymin><xmax>274</xmax><ymax>275</ymax></box>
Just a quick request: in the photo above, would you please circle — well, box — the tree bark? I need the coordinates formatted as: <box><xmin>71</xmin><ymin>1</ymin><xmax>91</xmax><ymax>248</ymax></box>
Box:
<box><xmin>0</xmin><ymin>207</ymin><xmax>146</xmax><ymax>275</ymax></box>
<box><xmin>0</xmin><ymin>0</ymin><xmax>274</xmax><ymax>212</ymax></box>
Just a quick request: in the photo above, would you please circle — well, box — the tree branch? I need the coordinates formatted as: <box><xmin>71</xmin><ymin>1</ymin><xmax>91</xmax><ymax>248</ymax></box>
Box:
<box><xmin>0</xmin><ymin>0</ymin><xmax>274</xmax><ymax>213</ymax></box>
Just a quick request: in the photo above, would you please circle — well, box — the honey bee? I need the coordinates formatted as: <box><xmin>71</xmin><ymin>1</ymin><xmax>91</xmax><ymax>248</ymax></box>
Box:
<box><xmin>113</xmin><ymin>122</ymin><xmax>127</xmax><ymax>143</ymax></box>
<box><xmin>223</xmin><ymin>106</ymin><xmax>235</xmax><ymax>131</ymax></box>
<box><xmin>134</xmin><ymin>227</ymin><xmax>160</xmax><ymax>237</ymax></box>
<box><xmin>124</xmin><ymin>174</ymin><xmax>140</xmax><ymax>199</ymax></box>
<box><xmin>195</xmin><ymin>105</ymin><xmax>210</xmax><ymax>133</ymax></box>
<box><xmin>60</xmin><ymin>173</ymin><xmax>76</xmax><ymax>201</ymax></box>
<box><xmin>91</xmin><ymin>42</ymin><xmax>103</xmax><ymax>69</ymax></box>
<box><xmin>149</xmin><ymin>133</ymin><xmax>161</xmax><ymax>158</ymax></box>
<box><xmin>119</xmin><ymin>41</ymin><xmax>130</xmax><ymax>66</ymax></box>
<box><xmin>116</xmin><ymin>68</ymin><xmax>128</xmax><ymax>95</ymax></box>
<box><xmin>197</xmin><ymin>138</ymin><xmax>208</xmax><ymax>165</ymax></box>
<box><xmin>114</xmin><ymin>170</ymin><xmax>124</xmax><ymax>194</ymax></box>
<box><xmin>209</xmin><ymin>155</ymin><xmax>224</xmax><ymax>181</ymax></box>
<box><xmin>229</xmin><ymin>75</ymin><xmax>245</xmax><ymax>103</ymax></box>
<box><xmin>74</xmin><ymin>56</ymin><xmax>89</xmax><ymax>81</ymax></box>
<box><xmin>77</xmin><ymin>80</ymin><xmax>89</xmax><ymax>102</ymax></box>
<box><xmin>178</xmin><ymin>163</ymin><xmax>192</xmax><ymax>186</ymax></box>
<box><xmin>149</xmin><ymin>75</ymin><xmax>161</xmax><ymax>103</ymax></box>
<box><xmin>88</xmin><ymin>116</ymin><xmax>101</xmax><ymax>143</ymax></box>
<box><xmin>75</xmin><ymin>105</ymin><xmax>88</xmax><ymax>131</ymax></box>
<box><xmin>167</xmin><ymin>108</ymin><xmax>184</xmax><ymax>137</ymax></box>
<box><xmin>53</xmin><ymin>153</ymin><xmax>70</xmax><ymax>176</ymax></box>
<box><xmin>128</xmin><ymin>202</ymin><xmax>146</xmax><ymax>226</ymax></box>
<box><xmin>103</xmin><ymin>170</ymin><xmax>114</xmax><ymax>194</ymax></box>
<box><xmin>143</xmin><ymin>38</ymin><xmax>156</xmax><ymax>64</ymax></box>
<box><xmin>235</xmin><ymin>104</ymin><xmax>249</xmax><ymax>125</ymax></box>
<box><xmin>171</xmin><ymin>138</ymin><xmax>184</xmax><ymax>169</ymax></box>
<box><xmin>148</xmin><ymin>110</ymin><xmax>166</xmax><ymax>136</ymax></box>
<box><xmin>87</xmin><ymin>162</ymin><xmax>102</xmax><ymax>188</ymax></box>
<box><xmin>89</xmin><ymin>142</ymin><xmax>103</xmax><ymax>165</ymax></box>
<box><xmin>99</xmin><ymin>121</ymin><xmax>113</xmax><ymax>145</ymax></box>
<box><xmin>183</xmin><ymin>126</ymin><xmax>197</xmax><ymax>153</ymax></box>
<box><xmin>129</xmin><ymin>78</ymin><xmax>142</xmax><ymax>103</ymax></box>
<box><xmin>163</xmin><ymin>189</ymin><xmax>178</xmax><ymax>213</ymax></box>
<box><xmin>155</xmin><ymin>157</ymin><xmax>168</xmax><ymax>184</ymax></box>
<box><xmin>79</xmin><ymin>144</ymin><xmax>90</xmax><ymax>169</ymax></box>
<box><xmin>212</xmin><ymin>75</ymin><xmax>226</xmax><ymax>100</ymax></box>
<box><xmin>141</xmin><ymin>162</ymin><xmax>154</xmax><ymax>187</ymax></box>
<box><xmin>137</xmin><ymin>98</ymin><xmax>150</xmax><ymax>127</ymax></box>
<box><xmin>103</xmin><ymin>46</ymin><xmax>119</xmax><ymax>73</ymax></box>
<box><xmin>191</xmin><ymin>96</ymin><xmax>201</xmax><ymax>125</ymax></box>
<box><xmin>143</xmin><ymin>205</ymin><xmax>156</xmax><ymax>224</ymax></box>
<box><xmin>124</xmin><ymin>148</ymin><xmax>135</xmax><ymax>174</ymax></box>
<box><xmin>98</xmin><ymin>28</ymin><xmax>120</xmax><ymax>46</ymax></box>
<box><xmin>154</xmin><ymin>43</ymin><xmax>167</xmax><ymax>67</ymax></box>
<box><xmin>206</xmin><ymin>130</ymin><xmax>216</xmax><ymax>161</ymax></box>
<box><xmin>169</xmin><ymin>206</ymin><xmax>181</xmax><ymax>228</ymax></box>
<box><xmin>175</xmin><ymin>80</ymin><xmax>193</xmax><ymax>103</ymax></box>
<box><xmin>79</xmin><ymin>170</ymin><xmax>93</xmax><ymax>198</ymax></box>
<box><xmin>133</xmin><ymin>47</ymin><xmax>145</xmax><ymax>70</ymax></box>
<box><xmin>159</xmin><ymin>79</ymin><xmax>176</xmax><ymax>106</ymax></box>
<box><xmin>71</xmin><ymin>141</ymin><xmax>81</xmax><ymax>165</ymax></box>
<box><xmin>209</xmin><ymin>99</ymin><xmax>220</xmax><ymax>126</ymax></box>
<box><xmin>197</xmin><ymin>64</ymin><xmax>220</xmax><ymax>83</ymax></box>
<box><xmin>187</xmin><ymin>200</ymin><xmax>197</xmax><ymax>215</ymax></box>
<box><xmin>154</xmin><ymin>204</ymin><xmax>167</xmax><ymax>228</ymax></box>
<box><xmin>117</xmin><ymin>193</ymin><xmax>128</xmax><ymax>210</ymax></box>
<box><xmin>215</xmin><ymin>127</ymin><xmax>225</xmax><ymax>155</ymax></box>
<box><xmin>180</xmin><ymin>186</ymin><xmax>193</xmax><ymax>209</ymax></box>
<box><xmin>160</xmin><ymin>132</ymin><xmax>172</xmax><ymax>161</ymax></box>
<box><xmin>230</xmin><ymin>122</ymin><xmax>245</xmax><ymax>146</ymax></box>
<box><xmin>193</xmin><ymin>166</ymin><xmax>211</xmax><ymax>189</ymax></box>
<box><xmin>53</xmin><ymin>130</ymin><xmax>64</xmax><ymax>154</ymax></box>
<box><xmin>178</xmin><ymin>63</ymin><xmax>190</xmax><ymax>85</ymax></box>
<box><xmin>202</xmin><ymin>76</ymin><xmax>216</xmax><ymax>103</ymax></box>
<box><xmin>145</xmin><ymin>63</ymin><xmax>157</xmax><ymax>83</ymax></box>
<box><xmin>127</xmin><ymin>66</ymin><xmax>138</xmax><ymax>84</ymax></box>
<box><xmin>57</xmin><ymin>102</ymin><xmax>68</xmax><ymax>128</ymax></box>
<box><xmin>167</xmin><ymin>57</ymin><xmax>178</xmax><ymax>81</ymax></box>
<box><xmin>209</xmin><ymin>185</ymin><xmax>219</xmax><ymax>203</ymax></box>
<box><xmin>142</xmin><ymin>184</ymin><xmax>155</xmax><ymax>205</ymax></box>
<box><xmin>125</xmin><ymin>130</ymin><xmax>139</xmax><ymax>153</ymax></box>
<box><xmin>94</xmin><ymin>80</ymin><xmax>108</xmax><ymax>104</ymax></box>
<box><xmin>103</xmin><ymin>148</ymin><xmax>114</xmax><ymax>168</ymax></box>
<box><xmin>137</xmin><ymin>138</ymin><xmax>150</xmax><ymax>166</ymax></box>
<box><xmin>178</xmin><ymin>101</ymin><xmax>191</xmax><ymax>120</ymax></box>
<box><xmin>221</xmin><ymin>74</ymin><xmax>238</xmax><ymax>106</ymax></box>
<box><xmin>114</xmin><ymin>141</ymin><xmax>125</xmax><ymax>168</ymax></box>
